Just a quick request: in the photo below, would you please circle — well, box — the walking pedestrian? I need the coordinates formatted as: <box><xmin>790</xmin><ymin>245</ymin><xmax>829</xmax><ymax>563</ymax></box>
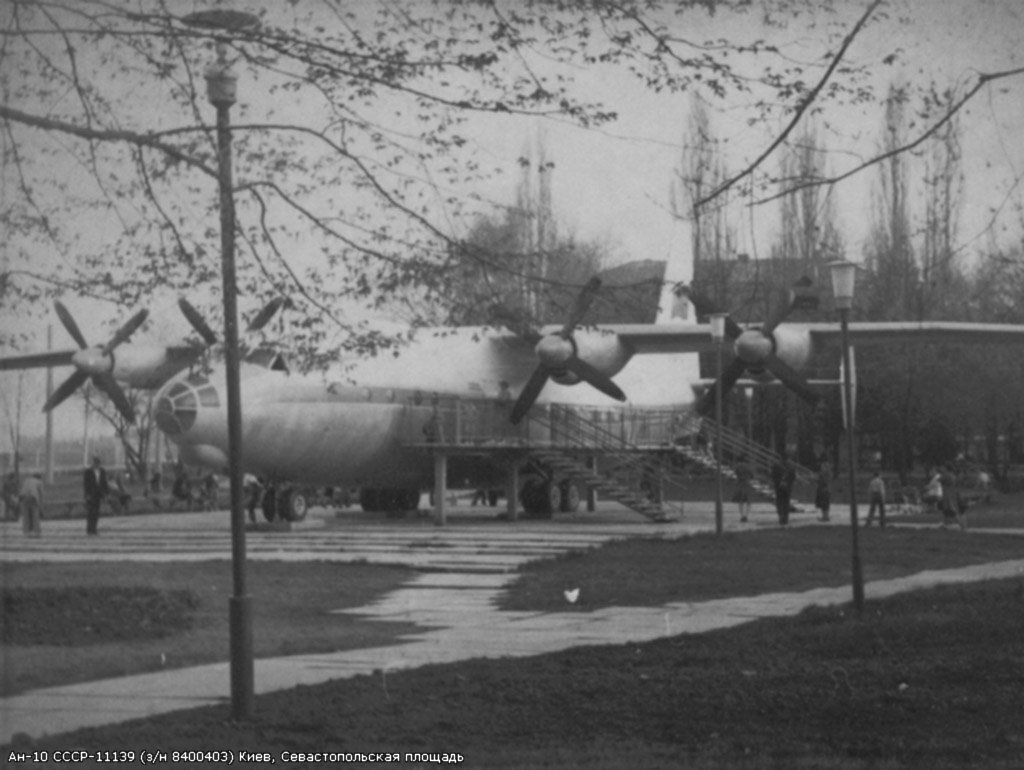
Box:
<box><xmin>19</xmin><ymin>473</ymin><xmax>43</xmax><ymax>537</ymax></box>
<box><xmin>83</xmin><ymin>455</ymin><xmax>110</xmax><ymax>535</ymax></box>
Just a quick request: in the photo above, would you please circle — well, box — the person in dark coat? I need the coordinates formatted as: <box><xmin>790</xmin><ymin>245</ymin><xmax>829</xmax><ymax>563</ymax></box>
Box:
<box><xmin>771</xmin><ymin>455</ymin><xmax>796</xmax><ymax>526</ymax></box>
<box><xmin>815</xmin><ymin>460</ymin><xmax>832</xmax><ymax>522</ymax></box>
<box><xmin>83</xmin><ymin>455</ymin><xmax>110</xmax><ymax>535</ymax></box>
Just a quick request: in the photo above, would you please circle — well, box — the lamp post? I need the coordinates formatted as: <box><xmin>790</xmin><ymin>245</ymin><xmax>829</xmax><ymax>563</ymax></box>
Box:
<box><xmin>710</xmin><ymin>313</ymin><xmax>728</xmax><ymax>535</ymax></box>
<box><xmin>183</xmin><ymin>8</ymin><xmax>260</xmax><ymax>719</ymax></box>
<box><xmin>829</xmin><ymin>260</ymin><xmax>864</xmax><ymax>614</ymax></box>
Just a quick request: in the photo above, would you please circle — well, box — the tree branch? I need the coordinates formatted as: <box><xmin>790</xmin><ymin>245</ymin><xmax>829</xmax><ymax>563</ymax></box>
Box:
<box><xmin>753</xmin><ymin>65</ymin><xmax>1024</xmax><ymax>206</ymax></box>
<box><xmin>0</xmin><ymin>102</ymin><xmax>217</xmax><ymax>178</ymax></box>
<box><xmin>696</xmin><ymin>0</ymin><xmax>884</xmax><ymax>210</ymax></box>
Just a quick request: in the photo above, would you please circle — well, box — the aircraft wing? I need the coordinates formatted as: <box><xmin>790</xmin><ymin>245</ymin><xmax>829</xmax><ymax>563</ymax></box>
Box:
<box><xmin>0</xmin><ymin>350</ymin><xmax>75</xmax><ymax>371</ymax></box>
<box><xmin>803</xmin><ymin>321</ymin><xmax>1024</xmax><ymax>347</ymax></box>
<box><xmin>600</xmin><ymin>320</ymin><xmax>1024</xmax><ymax>355</ymax></box>
<box><xmin>590</xmin><ymin>323</ymin><xmax>715</xmax><ymax>354</ymax></box>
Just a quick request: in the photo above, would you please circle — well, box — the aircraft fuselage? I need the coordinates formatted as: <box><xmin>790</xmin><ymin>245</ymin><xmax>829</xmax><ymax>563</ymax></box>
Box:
<box><xmin>154</xmin><ymin>326</ymin><xmax>701</xmax><ymax>489</ymax></box>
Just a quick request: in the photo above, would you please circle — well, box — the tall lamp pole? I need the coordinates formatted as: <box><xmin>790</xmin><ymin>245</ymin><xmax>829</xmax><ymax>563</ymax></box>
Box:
<box><xmin>710</xmin><ymin>313</ymin><xmax>727</xmax><ymax>535</ymax></box>
<box><xmin>183</xmin><ymin>8</ymin><xmax>260</xmax><ymax>719</ymax></box>
<box><xmin>829</xmin><ymin>260</ymin><xmax>864</xmax><ymax>614</ymax></box>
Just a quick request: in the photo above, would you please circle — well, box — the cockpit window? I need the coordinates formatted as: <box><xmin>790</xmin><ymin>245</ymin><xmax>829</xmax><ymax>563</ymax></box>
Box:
<box><xmin>197</xmin><ymin>385</ymin><xmax>220</xmax><ymax>407</ymax></box>
<box><xmin>155</xmin><ymin>381</ymin><xmax>199</xmax><ymax>435</ymax></box>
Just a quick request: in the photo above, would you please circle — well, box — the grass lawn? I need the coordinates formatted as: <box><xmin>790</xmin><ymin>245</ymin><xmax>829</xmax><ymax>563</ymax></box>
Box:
<box><xmin>4</xmin><ymin>498</ymin><xmax>1024</xmax><ymax>767</ymax></box>
<box><xmin>499</xmin><ymin>525</ymin><xmax>1024</xmax><ymax>612</ymax></box>
<box><xmin>0</xmin><ymin>561</ymin><xmax>418</xmax><ymax>695</ymax></box>
<box><xmin>15</xmin><ymin>577</ymin><xmax>1024</xmax><ymax>769</ymax></box>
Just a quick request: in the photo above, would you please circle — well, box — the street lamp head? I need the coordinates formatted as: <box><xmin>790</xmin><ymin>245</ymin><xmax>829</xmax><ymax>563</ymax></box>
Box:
<box><xmin>181</xmin><ymin>9</ymin><xmax>261</xmax><ymax>108</ymax></box>
<box><xmin>828</xmin><ymin>260</ymin><xmax>857</xmax><ymax>311</ymax></box>
<box><xmin>709</xmin><ymin>312</ymin><xmax>728</xmax><ymax>343</ymax></box>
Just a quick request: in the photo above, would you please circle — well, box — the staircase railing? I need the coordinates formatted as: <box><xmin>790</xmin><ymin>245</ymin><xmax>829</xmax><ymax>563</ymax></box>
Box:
<box><xmin>525</xmin><ymin>407</ymin><xmax>691</xmax><ymax>520</ymax></box>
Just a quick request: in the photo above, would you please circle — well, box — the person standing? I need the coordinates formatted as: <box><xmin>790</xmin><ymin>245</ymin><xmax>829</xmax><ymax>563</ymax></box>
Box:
<box><xmin>815</xmin><ymin>460</ymin><xmax>832</xmax><ymax>522</ymax></box>
<box><xmin>865</xmin><ymin>471</ymin><xmax>886</xmax><ymax>527</ymax></box>
<box><xmin>3</xmin><ymin>471</ymin><xmax>19</xmax><ymax>521</ymax></box>
<box><xmin>771</xmin><ymin>455</ymin><xmax>795</xmax><ymax>526</ymax></box>
<box><xmin>19</xmin><ymin>473</ymin><xmax>43</xmax><ymax>537</ymax></box>
<box><xmin>83</xmin><ymin>455</ymin><xmax>110</xmax><ymax>535</ymax></box>
<box><xmin>940</xmin><ymin>464</ymin><xmax>964</xmax><ymax>530</ymax></box>
<box><xmin>244</xmin><ymin>473</ymin><xmax>262</xmax><ymax>524</ymax></box>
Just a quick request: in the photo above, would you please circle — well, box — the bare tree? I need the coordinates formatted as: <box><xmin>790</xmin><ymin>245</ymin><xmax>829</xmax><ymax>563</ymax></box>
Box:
<box><xmin>83</xmin><ymin>389</ymin><xmax>156</xmax><ymax>482</ymax></box>
<box><xmin>671</xmin><ymin>93</ymin><xmax>738</xmax><ymax>308</ymax></box>
<box><xmin>0</xmin><ymin>0</ymin><xmax>903</xmax><ymax>367</ymax></box>
<box><xmin>0</xmin><ymin>372</ymin><xmax>24</xmax><ymax>478</ymax></box>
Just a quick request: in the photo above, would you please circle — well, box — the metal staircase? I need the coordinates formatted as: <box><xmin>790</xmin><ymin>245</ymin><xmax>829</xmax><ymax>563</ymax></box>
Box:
<box><xmin>528</xmin><ymin>448</ymin><xmax>676</xmax><ymax>521</ymax></box>
<box><xmin>526</xmin><ymin>410</ymin><xmax>690</xmax><ymax>522</ymax></box>
<box><xmin>527</xmin><ymin>408</ymin><xmax>816</xmax><ymax>519</ymax></box>
<box><xmin>673</xmin><ymin>417</ymin><xmax>817</xmax><ymax>505</ymax></box>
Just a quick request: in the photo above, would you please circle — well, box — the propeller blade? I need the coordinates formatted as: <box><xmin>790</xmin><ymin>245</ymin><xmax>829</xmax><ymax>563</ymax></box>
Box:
<box><xmin>510</xmin><ymin>366</ymin><xmax>550</xmax><ymax>425</ymax></box>
<box><xmin>178</xmin><ymin>298</ymin><xmax>218</xmax><ymax>346</ymax></box>
<box><xmin>764</xmin><ymin>355</ymin><xmax>820</xmax><ymax>404</ymax></box>
<box><xmin>677</xmin><ymin>286</ymin><xmax>743</xmax><ymax>339</ymax></box>
<box><xmin>54</xmin><ymin>301</ymin><xmax>89</xmax><ymax>348</ymax></box>
<box><xmin>764</xmin><ymin>278</ymin><xmax>817</xmax><ymax>333</ymax></box>
<box><xmin>0</xmin><ymin>350</ymin><xmax>75</xmax><ymax>371</ymax></box>
<box><xmin>247</xmin><ymin>297</ymin><xmax>288</xmax><ymax>333</ymax></box>
<box><xmin>559</xmin><ymin>277</ymin><xmax>602</xmax><ymax>338</ymax></box>
<box><xmin>102</xmin><ymin>309</ymin><xmax>149</xmax><ymax>354</ymax></box>
<box><xmin>565</xmin><ymin>357</ymin><xmax>626</xmax><ymax>402</ymax></box>
<box><xmin>697</xmin><ymin>358</ymin><xmax>748</xmax><ymax>416</ymax></box>
<box><xmin>92</xmin><ymin>372</ymin><xmax>136</xmax><ymax>423</ymax></box>
<box><xmin>43</xmin><ymin>369</ymin><xmax>89</xmax><ymax>413</ymax></box>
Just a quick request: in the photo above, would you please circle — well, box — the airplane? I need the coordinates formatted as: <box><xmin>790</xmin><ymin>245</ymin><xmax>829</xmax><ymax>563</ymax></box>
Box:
<box><xmin>147</xmin><ymin>271</ymin><xmax>1024</xmax><ymax>523</ymax></box>
<box><xmin>0</xmin><ymin>297</ymin><xmax>288</xmax><ymax>422</ymax></box>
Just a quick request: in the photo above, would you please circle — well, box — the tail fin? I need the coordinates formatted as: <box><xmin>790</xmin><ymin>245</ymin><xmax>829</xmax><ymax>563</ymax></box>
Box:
<box><xmin>655</xmin><ymin>247</ymin><xmax>692</xmax><ymax>325</ymax></box>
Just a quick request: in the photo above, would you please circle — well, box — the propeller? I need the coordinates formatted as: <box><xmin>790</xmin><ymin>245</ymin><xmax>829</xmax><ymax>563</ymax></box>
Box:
<box><xmin>43</xmin><ymin>302</ymin><xmax>148</xmax><ymax>423</ymax></box>
<box><xmin>508</xmin><ymin>277</ymin><xmax>626</xmax><ymax>424</ymax></box>
<box><xmin>177</xmin><ymin>296</ymin><xmax>291</xmax><ymax>369</ymax></box>
<box><xmin>682</xmin><ymin>279</ymin><xmax>820</xmax><ymax>416</ymax></box>
<box><xmin>178</xmin><ymin>296</ymin><xmax>290</xmax><ymax>344</ymax></box>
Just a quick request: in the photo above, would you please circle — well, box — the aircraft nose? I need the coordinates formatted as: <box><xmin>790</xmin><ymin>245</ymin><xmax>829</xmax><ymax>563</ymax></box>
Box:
<box><xmin>71</xmin><ymin>347</ymin><xmax>112</xmax><ymax>375</ymax></box>
<box><xmin>154</xmin><ymin>381</ymin><xmax>198</xmax><ymax>436</ymax></box>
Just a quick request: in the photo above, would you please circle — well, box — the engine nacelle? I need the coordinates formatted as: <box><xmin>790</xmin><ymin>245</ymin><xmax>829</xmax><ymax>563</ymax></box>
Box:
<box><xmin>549</xmin><ymin>330</ymin><xmax>631</xmax><ymax>386</ymax></box>
<box><xmin>770</xmin><ymin>324</ymin><xmax>814</xmax><ymax>371</ymax></box>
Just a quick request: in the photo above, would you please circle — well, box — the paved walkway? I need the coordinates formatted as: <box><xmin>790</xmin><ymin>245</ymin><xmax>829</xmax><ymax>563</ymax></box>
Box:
<box><xmin>3</xmin><ymin>503</ymin><xmax>1023</xmax><ymax>744</ymax></box>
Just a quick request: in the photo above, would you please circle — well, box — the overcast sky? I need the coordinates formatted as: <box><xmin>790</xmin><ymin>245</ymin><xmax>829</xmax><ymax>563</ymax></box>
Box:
<box><xmin>463</xmin><ymin>0</ymin><xmax>1024</xmax><ymax>274</ymax></box>
<box><xmin>5</xmin><ymin>0</ymin><xmax>1024</xmax><ymax>452</ymax></box>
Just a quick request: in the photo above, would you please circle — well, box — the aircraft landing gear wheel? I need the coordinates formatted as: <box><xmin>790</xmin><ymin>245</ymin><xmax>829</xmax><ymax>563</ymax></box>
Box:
<box><xmin>359</xmin><ymin>488</ymin><xmax>380</xmax><ymax>513</ymax></box>
<box><xmin>560</xmin><ymin>481</ymin><xmax>581</xmax><ymax>513</ymax></box>
<box><xmin>278</xmin><ymin>487</ymin><xmax>308</xmax><ymax>522</ymax></box>
<box><xmin>399</xmin><ymin>489</ymin><xmax>421</xmax><ymax>512</ymax></box>
<box><xmin>261</xmin><ymin>487</ymin><xmax>277</xmax><ymax>522</ymax></box>
<box><xmin>521</xmin><ymin>479</ymin><xmax>556</xmax><ymax>519</ymax></box>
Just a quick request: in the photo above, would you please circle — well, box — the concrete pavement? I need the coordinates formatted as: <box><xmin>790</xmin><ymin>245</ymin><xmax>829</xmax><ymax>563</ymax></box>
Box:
<box><xmin>3</xmin><ymin>502</ymin><xmax>1023</xmax><ymax>744</ymax></box>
